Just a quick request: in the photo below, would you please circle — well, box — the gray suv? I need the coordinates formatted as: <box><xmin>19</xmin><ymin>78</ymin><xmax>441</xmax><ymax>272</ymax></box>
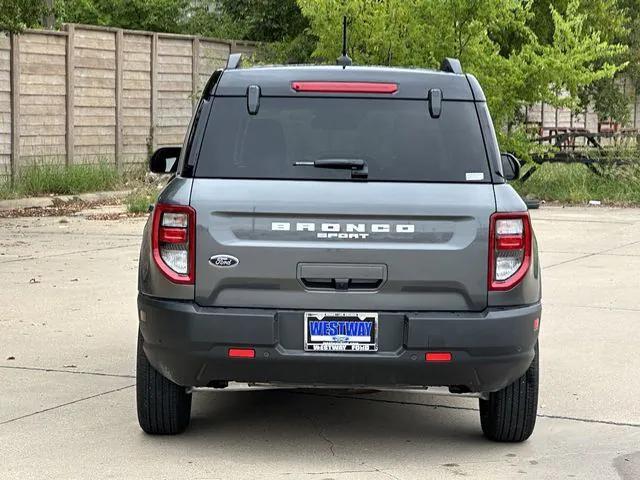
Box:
<box><xmin>136</xmin><ymin>55</ymin><xmax>541</xmax><ymax>442</ymax></box>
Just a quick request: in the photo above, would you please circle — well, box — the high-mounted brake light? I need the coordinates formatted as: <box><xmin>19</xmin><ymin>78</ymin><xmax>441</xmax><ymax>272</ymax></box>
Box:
<box><xmin>488</xmin><ymin>212</ymin><xmax>532</xmax><ymax>291</ymax></box>
<box><xmin>291</xmin><ymin>81</ymin><xmax>398</xmax><ymax>94</ymax></box>
<box><xmin>152</xmin><ymin>203</ymin><xmax>195</xmax><ymax>284</ymax></box>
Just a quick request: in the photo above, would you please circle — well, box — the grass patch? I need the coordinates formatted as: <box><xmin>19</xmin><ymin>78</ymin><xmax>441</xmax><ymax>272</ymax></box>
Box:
<box><xmin>0</xmin><ymin>162</ymin><xmax>157</xmax><ymax>201</ymax></box>
<box><xmin>0</xmin><ymin>163</ymin><xmax>122</xmax><ymax>199</ymax></box>
<box><xmin>125</xmin><ymin>187</ymin><xmax>158</xmax><ymax>214</ymax></box>
<box><xmin>0</xmin><ymin>181</ymin><xmax>16</xmax><ymax>200</ymax></box>
<box><xmin>513</xmin><ymin>162</ymin><xmax>640</xmax><ymax>205</ymax></box>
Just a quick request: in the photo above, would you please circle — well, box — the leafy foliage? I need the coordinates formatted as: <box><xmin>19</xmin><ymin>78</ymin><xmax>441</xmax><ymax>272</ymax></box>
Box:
<box><xmin>1</xmin><ymin>163</ymin><xmax>120</xmax><ymax>197</ymax></box>
<box><xmin>528</xmin><ymin>0</ymin><xmax>638</xmax><ymax>123</ymax></box>
<box><xmin>297</xmin><ymin>0</ymin><xmax>628</xmax><ymax>157</ymax></box>
<box><xmin>55</xmin><ymin>0</ymin><xmax>315</xmax><ymax>63</ymax></box>
<box><xmin>54</xmin><ymin>0</ymin><xmax>191</xmax><ymax>33</ymax></box>
<box><xmin>215</xmin><ymin>0</ymin><xmax>308</xmax><ymax>42</ymax></box>
<box><xmin>4</xmin><ymin>0</ymin><xmax>635</xmax><ymax>159</ymax></box>
<box><xmin>513</xmin><ymin>161</ymin><xmax>640</xmax><ymax>204</ymax></box>
<box><xmin>55</xmin><ymin>1</ymin><xmax>308</xmax><ymax>42</ymax></box>
<box><xmin>125</xmin><ymin>187</ymin><xmax>158</xmax><ymax>214</ymax></box>
<box><xmin>0</xmin><ymin>0</ymin><xmax>48</xmax><ymax>33</ymax></box>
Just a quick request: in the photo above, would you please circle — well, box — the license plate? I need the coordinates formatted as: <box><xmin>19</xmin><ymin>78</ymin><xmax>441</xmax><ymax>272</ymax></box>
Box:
<box><xmin>304</xmin><ymin>312</ymin><xmax>378</xmax><ymax>352</ymax></box>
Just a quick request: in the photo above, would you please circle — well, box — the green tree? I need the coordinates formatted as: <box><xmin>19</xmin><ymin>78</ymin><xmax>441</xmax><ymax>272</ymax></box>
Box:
<box><xmin>528</xmin><ymin>0</ymin><xmax>635</xmax><ymax>124</ymax></box>
<box><xmin>205</xmin><ymin>0</ymin><xmax>314</xmax><ymax>63</ymax></box>
<box><xmin>216</xmin><ymin>0</ymin><xmax>308</xmax><ymax>42</ymax></box>
<box><xmin>54</xmin><ymin>0</ymin><xmax>314</xmax><ymax>62</ymax></box>
<box><xmin>298</xmin><ymin>0</ymin><xmax>627</xmax><ymax>156</ymax></box>
<box><xmin>582</xmin><ymin>0</ymin><xmax>640</xmax><ymax>124</ymax></box>
<box><xmin>54</xmin><ymin>0</ymin><xmax>191</xmax><ymax>33</ymax></box>
<box><xmin>1</xmin><ymin>0</ymin><xmax>48</xmax><ymax>33</ymax></box>
<box><xmin>181</xmin><ymin>1</ymin><xmax>249</xmax><ymax>40</ymax></box>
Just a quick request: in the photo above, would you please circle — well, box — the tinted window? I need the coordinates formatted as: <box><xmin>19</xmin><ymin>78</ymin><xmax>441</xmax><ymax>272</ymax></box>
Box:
<box><xmin>195</xmin><ymin>97</ymin><xmax>490</xmax><ymax>182</ymax></box>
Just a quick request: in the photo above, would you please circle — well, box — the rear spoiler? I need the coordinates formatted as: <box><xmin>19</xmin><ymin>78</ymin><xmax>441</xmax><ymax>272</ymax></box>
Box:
<box><xmin>202</xmin><ymin>53</ymin><xmax>243</xmax><ymax>98</ymax></box>
<box><xmin>226</xmin><ymin>53</ymin><xmax>242</xmax><ymax>70</ymax></box>
<box><xmin>204</xmin><ymin>54</ymin><xmax>484</xmax><ymax>101</ymax></box>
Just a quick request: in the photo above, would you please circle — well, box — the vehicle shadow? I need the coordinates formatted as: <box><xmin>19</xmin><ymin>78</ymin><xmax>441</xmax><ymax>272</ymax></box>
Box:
<box><xmin>181</xmin><ymin>388</ymin><xmax>492</xmax><ymax>458</ymax></box>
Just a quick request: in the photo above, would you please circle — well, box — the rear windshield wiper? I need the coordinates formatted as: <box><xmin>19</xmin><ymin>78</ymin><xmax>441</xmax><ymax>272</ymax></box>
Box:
<box><xmin>294</xmin><ymin>158</ymin><xmax>368</xmax><ymax>179</ymax></box>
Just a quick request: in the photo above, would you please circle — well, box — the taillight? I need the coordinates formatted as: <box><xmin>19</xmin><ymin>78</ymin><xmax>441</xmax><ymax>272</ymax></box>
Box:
<box><xmin>488</xmin><ymin>212</ymin><xmax>532</xmax><ymax>291</ymax></box>
<box><xmin>152</xmin><ymin>203</ymin><xmax>195</xmax><ymax>284</ymax></box>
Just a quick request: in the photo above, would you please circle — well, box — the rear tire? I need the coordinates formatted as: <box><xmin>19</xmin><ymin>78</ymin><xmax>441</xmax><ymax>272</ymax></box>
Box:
<box><xmin>479</xmin><ymin>343</ymin><xmax>539</xmax><ymax>442</ymax></box>
<box><xmin>136</xmin><ymin>331</ymin><xmax>192</xmax><ymax>434</ymax></box>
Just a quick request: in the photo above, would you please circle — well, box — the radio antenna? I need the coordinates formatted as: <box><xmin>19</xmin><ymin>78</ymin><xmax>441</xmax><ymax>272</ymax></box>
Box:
<box><xmin>336</xmin><ymin>16</ymin><xmax>352</xmax><ymax>68</ymax></box>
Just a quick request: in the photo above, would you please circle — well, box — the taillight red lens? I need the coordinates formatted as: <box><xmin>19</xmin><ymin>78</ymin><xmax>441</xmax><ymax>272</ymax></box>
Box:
<box><xmin>496</xmin><ymin>235</ymin><xmax>524</xmax><ymax>250</ymax></box>
<box><xmin>488</xmin><ymin>212</ymin><xmax>532</xmax><ymax>291</ymax></box>
<box><xmin>151</xmin><ymin>203</ymin><xmax>195</xmax><ymax>284</ymax></box>
<box><xmin>159</xmin><ymin>227</ymin><xmax>188</xmax><ymax>244</ymax></box>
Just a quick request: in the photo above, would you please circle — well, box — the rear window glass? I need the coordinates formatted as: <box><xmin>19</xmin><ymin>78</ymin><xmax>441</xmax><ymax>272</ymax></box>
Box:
<box><xmin>195</xmin><ymin>97</ymin><xmax>490</xmax><ymax>182</ymax></box>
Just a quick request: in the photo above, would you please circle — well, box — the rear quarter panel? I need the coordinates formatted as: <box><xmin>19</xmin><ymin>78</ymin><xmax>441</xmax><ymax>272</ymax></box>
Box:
<box><xmin>138</xmin><ymin>176</ymin><xmax>195</xmax><ymax>300</ymax></box>
<box><xmin>488</xmin><ymin>184</ymin><xmax>542</xmax><ymax>307</ymax></box>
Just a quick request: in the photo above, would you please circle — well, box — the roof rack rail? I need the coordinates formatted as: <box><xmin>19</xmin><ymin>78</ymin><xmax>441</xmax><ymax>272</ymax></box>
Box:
<box><xmin>226</xmin><ymin>53</ymin><xmax>242</xmax><ymax>70</ymax></box>
<box><xmin>440</xmin><ymin>57</ymin><xmax>463</xmax><ymax>74</ymax></box>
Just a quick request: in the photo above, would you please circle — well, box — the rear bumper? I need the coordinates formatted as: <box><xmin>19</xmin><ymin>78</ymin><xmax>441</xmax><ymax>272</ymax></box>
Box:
<box><xmin>138</xmin><ymin>294</ymin><xmax>541</xmax><ymax>393</ymax></box>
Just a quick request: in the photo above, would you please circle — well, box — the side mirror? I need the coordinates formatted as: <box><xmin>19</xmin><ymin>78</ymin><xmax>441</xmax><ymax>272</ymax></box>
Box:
<box><xmin>149</xmin><ymin>147</ymin><xmax>180</xmax><ymax>174</ymax></box>
<box><xmin>500</xmin><ymin>152</ymin><xmax>521</xmax><ymax>181</ymax></box>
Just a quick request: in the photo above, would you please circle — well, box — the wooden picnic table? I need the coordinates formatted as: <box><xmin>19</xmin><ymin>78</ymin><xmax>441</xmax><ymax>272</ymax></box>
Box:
<box><xmin>522</xmin><ymin>131</ymin><xmax>639</xmax><ymax>182</ymax></box>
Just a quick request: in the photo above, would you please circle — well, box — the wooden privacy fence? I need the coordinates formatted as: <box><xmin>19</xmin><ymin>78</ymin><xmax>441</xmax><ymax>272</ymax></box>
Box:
<box><xmin>0</xmin><ymin>24</ymin><xmax>257</xmax><ymax>182</ymax></box>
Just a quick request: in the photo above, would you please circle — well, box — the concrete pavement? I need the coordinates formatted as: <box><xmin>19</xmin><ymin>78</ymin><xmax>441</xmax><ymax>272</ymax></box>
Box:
<box><xmin>0</xmin><ymin>206</ymin><xmax>639</xmax><ymax>479</ymax></box>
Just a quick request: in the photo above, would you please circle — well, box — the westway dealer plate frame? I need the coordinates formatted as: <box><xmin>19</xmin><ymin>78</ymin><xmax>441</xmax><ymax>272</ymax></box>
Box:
<box><xmin>304</xmin><ymin>311</ymin><xmax>379</xmax><ymax>352</ymax></box>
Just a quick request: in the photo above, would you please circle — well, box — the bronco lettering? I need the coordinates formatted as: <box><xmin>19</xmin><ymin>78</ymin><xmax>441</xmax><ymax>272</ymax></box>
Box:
<box><xmin>271</xmin><ymin>222</ymin><xmax>414</xmax><ymax>239</ymax></box>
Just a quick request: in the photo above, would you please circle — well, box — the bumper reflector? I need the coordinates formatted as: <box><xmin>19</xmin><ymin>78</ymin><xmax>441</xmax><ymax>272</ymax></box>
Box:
<box><xmin>425</xmin><ymin>352</ymin><xmax>452</xmax><ymax>362</ymax></box>
<box><xmin>228</xmin><ymin>348</ymin><xmax>255</xmax><ymax>359</ymax></box>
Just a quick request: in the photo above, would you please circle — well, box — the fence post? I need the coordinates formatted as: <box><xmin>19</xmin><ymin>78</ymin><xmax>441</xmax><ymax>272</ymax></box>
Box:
<box><xmin>115</xmin><ymin>29</ymin><xmax>123</xmax><ymax>171</ymax></box>
<box><xmin>192</xmin><ymin>37</ymin><xmax>200</xmax><ymax>111</ymax></box>
<box><xmin>634</xmin><ymin>85</ymin><xmax>638</xmax><ymax>130</ymax></box>
<box><xmin>150</xmin><ymin>33</ymin><xmax>158</xmax><ymax>154</ymax></box>
<box><xmin>65</xmin><ymin>25</ymin><xmax>75</xmax><ymax>166</ymax></box>
<box><xmin>9</xmin><ymin>33</ymin><xmax>20</xmax><ymax>185</ymax></box>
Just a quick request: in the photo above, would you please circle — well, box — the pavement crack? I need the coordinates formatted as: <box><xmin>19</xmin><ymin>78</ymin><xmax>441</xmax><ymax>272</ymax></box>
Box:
<box><xmin>0</xmin><ymin>384</ymin><xmax>134</xmax><ymax>426</ymax></box>
<box><xmin>315</xmin><ymin>423</ymin><xmax>336</xmax><ymax>456</ymax></box>
<box><xmin>279</xmin><ymin>469</ymin><xmax>378</xmax><ymax>476</ymax></box>
<box><xmin>303</xmin><ymin>412</ymin><xmax>336</xmax><ymax>456</ymax></box>
<box><xmin>355</xmin><ymin>460</ymin><xmax>403</xmax><ymax>479</ymax></box>
<box><xmin>376</xmin><ymin>468</ymin><xmax>403</xmax><ymax>480</ymax></box>
<box><xmin>0</xmin><ymin>230</ymin><xmax>142</xmax><ymax>238</ymax></box>
<box><xmin>536</xmin><ymin>413</ymin><xmax>640</xmax><ymax>428</ymax></box>
<box><xmin>0</xmin><ymin>243</ymin><xmax>139</xmax><ymax>264</ymax></box>
<box><xmin>0</xmin><ymin>365</ymin><xmax>134</xmax><ymax>379</ymax></box>
<box><xmin>545</xmin><ymin>239</ymin><xmax>640</xmax><ymax>270</ymax></box>
<box><xmin>544</xmin><ymin>303</ymin><xmax>640</xmax><ymax>313</ymax></box>
<box><xmin>290</xmin><ymin>391</ymin><xmax>640</xmax><ymax>428</ymax></box>
<box><xmin>533</xmin><ymin>218</ymin><xmax>633</xmax><ymax>225</ymax></box>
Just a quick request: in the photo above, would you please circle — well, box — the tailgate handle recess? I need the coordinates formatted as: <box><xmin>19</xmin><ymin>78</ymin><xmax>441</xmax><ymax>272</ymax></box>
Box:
<box><xmin>298</xmin><ymin>263</ymin><xmax>387</xmax><ymax>291</ymax></box>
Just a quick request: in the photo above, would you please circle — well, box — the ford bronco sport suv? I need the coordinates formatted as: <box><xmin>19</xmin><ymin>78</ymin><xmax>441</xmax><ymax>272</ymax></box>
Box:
<box><xmin>137</xmin><ymin>54</ymin><xmax>541</xmax><ymax>442</ymax></box>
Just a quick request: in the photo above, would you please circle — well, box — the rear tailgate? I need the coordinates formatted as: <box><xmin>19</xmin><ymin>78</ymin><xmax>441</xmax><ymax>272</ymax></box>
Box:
<box><xmin>192</xmin><ymin>180</ymin><xmax>494</xmax><ymax>311</ymax></box>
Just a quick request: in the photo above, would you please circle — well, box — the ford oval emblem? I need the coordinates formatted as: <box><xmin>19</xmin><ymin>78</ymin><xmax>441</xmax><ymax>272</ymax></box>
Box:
<box><xmin>209</xmin><ymin>254</ymin><xmax>239</xmax><ymax>268</ymax></box>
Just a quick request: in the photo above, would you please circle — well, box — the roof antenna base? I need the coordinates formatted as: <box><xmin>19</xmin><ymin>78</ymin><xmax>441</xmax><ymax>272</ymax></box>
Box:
<box><xmin>336</xmin><ymin>16</ymin><xmax>352</xmax><ymax>68</ymax></box>
<box><xmin>336</xmin><ymin>54</ymin><xmax>352</xmax><ymax>67</ymax></box>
